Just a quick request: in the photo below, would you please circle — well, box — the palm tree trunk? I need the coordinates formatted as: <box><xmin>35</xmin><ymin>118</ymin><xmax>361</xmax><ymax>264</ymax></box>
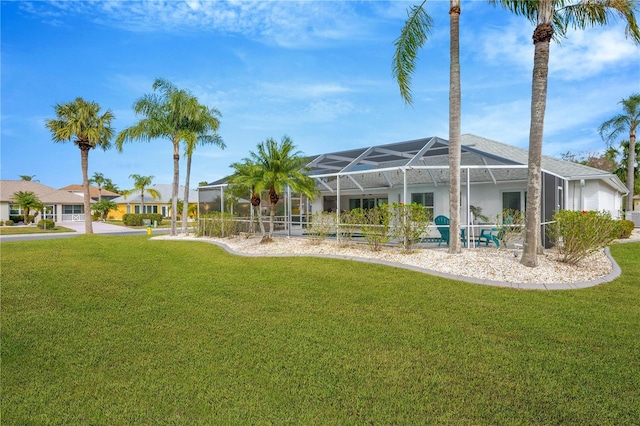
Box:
<box><xmin>171</xmin><ymin>138</ymin><xmax>180</xmax><ymax>236</ymax></box>
<box><xmin>81</xmin><ymin>147</ymin><xmax>93</xmax><ymax>234</ymax></box>
<box><xmin>448</xmin><ymin>0</ymin><xmax>462</xmax><ymax>254</ymax></box>
<box><xmin>627</xmin><ymin>134</ymin><xmax>636</xmax><ymax>212</ymax></box>
<box><xmin>521</xmin><ymin>16</ymin><xmax>553</xmax><ymax>267</ymax></box>
<box><xmin>182</xmin><ymin>153</ymin><xmax>192</xmax><ymax>234</ymax></box>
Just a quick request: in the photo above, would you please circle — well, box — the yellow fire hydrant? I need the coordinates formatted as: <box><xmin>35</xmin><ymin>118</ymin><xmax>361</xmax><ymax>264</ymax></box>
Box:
<box><xmin>147</xmin><ymin>224</ymin><xmax>152</xmax><ymax>235</ymax></box>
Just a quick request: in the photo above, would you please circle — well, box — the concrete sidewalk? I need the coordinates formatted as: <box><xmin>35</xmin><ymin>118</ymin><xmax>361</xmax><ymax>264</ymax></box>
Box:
<box><xmin>59</xmin><ymin>221</ymin><xmax>144</xmax><ymax>234</ymax></box>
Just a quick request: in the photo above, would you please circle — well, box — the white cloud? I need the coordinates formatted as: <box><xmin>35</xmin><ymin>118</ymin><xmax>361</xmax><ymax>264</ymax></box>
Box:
<box><xmin>20</xmin><ymin>0</ymin><xmax>383</xmax><ymax>48</ymax></box>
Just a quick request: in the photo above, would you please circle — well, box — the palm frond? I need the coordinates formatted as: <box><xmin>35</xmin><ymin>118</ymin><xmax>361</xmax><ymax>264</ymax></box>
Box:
<box><xmin>392</xmin><ymin>0</ymin><xmax>433</xmax><ymax>105</ymax></box>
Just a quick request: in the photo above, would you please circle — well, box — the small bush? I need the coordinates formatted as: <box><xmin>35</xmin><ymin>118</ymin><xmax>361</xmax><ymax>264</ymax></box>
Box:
<box><xmin>37</xmin><ymin>219</ymin><xmax>55</xmax><ymax>230</ymax></box>
<box><xmin>5</xmin><ymin>220</ymin><xmax>14</xmax><ymax>226</ymax></box>
<box><xmin>390</xmin><ymin>203</ymin><xmax>432</xmax><ymax>252</ymax></box>
<box><xmin>548</xmin><ymin>210</ymin><xmax>620</xmax><ymax>265</ymax></box>
<box><xmin>308</xmin><ymin>211</ymin><xmax>336</xmax><ymax>243</ymax></box>
<box><xmin>198</xmin><ymin>212</ymin><xmax>240</xmax><ymax>237</ymax></box>
<box><xmin>122</xmin><ymin>213</ymin><xmax>163</xmax><ymax>226</ymax></box>
<box><xmin>616</xmin><ymin>219</ymin><xmax>635</xmax><ymax>239</ymax></box>
<box><xmin>351</xmin><ymin>205</ymin><xmax>391</xmax><ymax>251</ymax></box>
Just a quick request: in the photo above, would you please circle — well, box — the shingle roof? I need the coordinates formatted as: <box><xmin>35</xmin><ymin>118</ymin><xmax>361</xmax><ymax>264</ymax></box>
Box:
<box><xmin>0</xmin><ymin>180</ymin><xmax>88</xmax><ymax>204</ymax></box>
<box><xmin>59</xmin><ymin>184</ymin><xmax>120</xmax><ymax>198</ymax></box>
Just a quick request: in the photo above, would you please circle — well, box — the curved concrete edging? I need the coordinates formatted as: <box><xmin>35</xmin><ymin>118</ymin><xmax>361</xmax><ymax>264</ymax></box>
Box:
<box><xmin>153</xmin><ymin>237</ymin><xmax>623</xmax><ymax>291</ymax></box>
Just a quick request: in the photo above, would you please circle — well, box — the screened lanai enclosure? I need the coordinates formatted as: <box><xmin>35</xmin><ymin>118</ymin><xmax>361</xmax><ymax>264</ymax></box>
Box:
<box><xmin>198</xmin><ymin>134</ymin><xmax>626</xmax><ymax>246</ymax></box>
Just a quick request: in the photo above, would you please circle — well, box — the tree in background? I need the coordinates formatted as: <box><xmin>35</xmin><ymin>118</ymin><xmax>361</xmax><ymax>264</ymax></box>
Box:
<box><xmin>92</xmin><ymin>198</ymin><xmax>118</xmax><ymax>221</ymax></box>
<box><xmin>10</xmin><ymin>191</ymin><xmax>43</xmax><ymax>224</ymax></box>
<box><xmin>19</xmin><ymin>175</ymin><xmax>38</xmax><ymax>182</ymax></box>
<box><xmin>123</xmin><ymin>174</ymin><xmax>161</xmax><ymax>212</ymax></box>
<box><xmin>393</xmin><ymin>0</ymin><xmax>464</xmax><ymax>254</ymax></box>
<box><xmin>46</xmin><ymin>97</ymin><xmax>114</xmax><ymax>234</ymax></box>
<box><xmin>599</xmin><ymin>93</ymin><xmax>640</xmax><ymax>212</ymax></box>
<box><xmin>102</xmin><ymin>178</ymin><xmax>121</xmax><ymax>194</ymax></box>
<box><xmin>493</xmin><ymin>0</ymin><xmax>640</xmax><ymax>267</ymax></box>
<box><xmin>228</xmin><ymin>158</ymin><xmax>267</xmax><ymax>236</ymax></box>
<box><xmin>89</xmin><ymin>172</ymin><xmax>106</xmax><ymax>200</ymax></box>
<box><xmin>181</xmin><ymin>105</ymin><xmax>225</xmax><ymax>234</ymax></box>
<box><xmin>116</xmin><ymin>78</ymin><xmax>219</xmax><ymax>236</ymax></box>
<box><xmin>246</xmin><ymin>136</ymin><xmax>317</xmax><ymax>241</ymax></box>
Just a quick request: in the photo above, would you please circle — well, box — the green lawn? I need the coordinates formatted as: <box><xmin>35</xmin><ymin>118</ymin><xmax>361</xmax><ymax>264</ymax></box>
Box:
<box><xmin>0</xmin><ymin>225</ymin><xmax>74</xmax><ymax>235</ymax></box>
<box><xmin>2</xmin><ymin>235</ymin><xmax>639</xmax><ymax>424</ymax></box>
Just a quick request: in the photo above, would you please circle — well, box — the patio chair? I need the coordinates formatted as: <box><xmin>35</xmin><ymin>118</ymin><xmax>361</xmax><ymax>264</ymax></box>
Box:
<box><xmin>434</xmin><ymin>215</ymin><xmax>467</xmax><ymax>247</ymax></box>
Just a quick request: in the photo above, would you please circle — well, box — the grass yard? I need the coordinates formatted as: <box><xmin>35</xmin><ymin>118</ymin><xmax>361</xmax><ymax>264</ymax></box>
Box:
<box><xmin>2</xmin><ymin>235</ymin><xmax>639</xmax><ymax>424</ymax></box>
<box><xmin>0</xmin><ymin>225</ymin><xmax>74</xmax><ymax>235</ymax></box>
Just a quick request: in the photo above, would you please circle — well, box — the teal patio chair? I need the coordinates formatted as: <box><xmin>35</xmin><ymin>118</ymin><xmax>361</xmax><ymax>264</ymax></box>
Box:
<box><xmin>434</xmin><ymin>215</ymin><xmax>467</xmax><ymax>247</ymax></box>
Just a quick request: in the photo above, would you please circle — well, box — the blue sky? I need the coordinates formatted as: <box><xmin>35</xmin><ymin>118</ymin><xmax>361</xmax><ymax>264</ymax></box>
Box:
<box><xmin>2</xmin><ymin>0</ymin><xmax>639</xmax><ymax>191</ymax></box>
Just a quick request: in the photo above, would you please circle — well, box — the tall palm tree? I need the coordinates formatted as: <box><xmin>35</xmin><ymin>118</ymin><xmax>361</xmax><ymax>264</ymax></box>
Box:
<box><xmin>45</xmin><ymin>97</ymin><xmax>115</xmax><ymax>234</ymax></box>
<box><xmin>228</xmin><ymin>158</ymin><xmax>267</xmax><ymax>236</ymax></box>
<box><xmin>122</xmin><ymin>174</ymin><xmax>161</xmax><ymax>212</ymax></box>
<box><xmin>493</xmin><ymin>0</ymin><xmax>640</xmax><ymax>267</ymax></box>
<box><xmin>393</xmin><ymin>0</ymin><xmax>464</xmax><ymax>254</ymax></box>
<box><xmin>599</xmin><ymin>93</ymin><xmax>640</xmax><ymax>212</ymax></box>
<box><xmin>10</xmin><ymin>191</ymin><xmax>42</xmax><ymax>224</ymax></box>
<box><xmin>116</xmin><ymin>78</ymin><xmax>209</xmax><ymax>236</ymax></box>
<box><xmin>89</xmin><ymin>172</ymin><xmax>106</xmax><ymax>200</ymax></box>
<box><xmin>19</xmin><ymin>175</ymin><xmax>38</xmax><ymax>182</ymax></box>
<box><xmin>181</xmin><ymin>105</ymin><xmax>225</xmax><ymax>234</ymax></box>
<box><xmin>248</xmin><ymin>136</ymin><xmax>317</xmax><ymax>241</ymax></box>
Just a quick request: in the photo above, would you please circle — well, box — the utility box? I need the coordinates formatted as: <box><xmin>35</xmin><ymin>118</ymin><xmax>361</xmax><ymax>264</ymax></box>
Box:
<box><xmin>626</xmin><ymin>211</ymin><xmax>640</xmax><ymax>227</ymax></box>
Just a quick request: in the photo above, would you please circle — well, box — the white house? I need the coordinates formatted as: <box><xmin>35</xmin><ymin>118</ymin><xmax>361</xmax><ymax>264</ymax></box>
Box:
<box><xmin>198</xmin><ymin>134</ymin><xmax>628</xmax><ymax>242</ymax></box>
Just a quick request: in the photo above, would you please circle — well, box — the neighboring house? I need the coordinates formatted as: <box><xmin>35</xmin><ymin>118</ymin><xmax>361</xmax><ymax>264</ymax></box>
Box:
<box><xmin>59</xmin><ymin>184</ymin><xmax>120</xmax><ymax>201</ymax></box>
<box><xmin>0</xmin><ymin>180</ymin><xmax>89</xmax><ymax>223</ymax></box>
<box><xmin>199</xmin><ymin>134</ymin><xmax>627</xmax><ymax>242</ymax></box>
<box><xmin>110</xmin><ymin>184</ymin><xmax>198</xmax><ymax>220</ymax></box>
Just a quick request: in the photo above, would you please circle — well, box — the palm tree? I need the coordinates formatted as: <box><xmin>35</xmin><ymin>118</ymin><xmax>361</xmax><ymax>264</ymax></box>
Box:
<box><xmin>45</xmin><ymin>97</ymin><xmax>115</xmax><ymax>234</ymax></box>
<box><xmin>599</xmin><ymin>93</ymin><xmax>640</xmax><ymax>212</ymax></box>
<box><xmin>181</xmin><ymin>105</ymin><xmax>225</xmax><ymax>234</ymax></box>
<box><xmin>122</xmin><ymin>174</ymin><xmax>161</xmax><ymax>212</ymax></box>
<box><xmin>116</xmin><ymin>78</ymin><xmax>210</xmax><ymax>236</ymax></box>
<box><xmin>393</xmin><ymin>0</ymin><xmax>464</xmax><ymax>254</ymax></box>
<box><xmin>10</xmin><ymin>191</ymin><xmax>42</xmax><ymax>224</ymax></box>
<box><xmin>493</xmin><ymin>0</ymin><xmax>640</xmax><ymax>267</ymax></box>
<box><xmin>103</xmin><ymin>178</ymin><xmax>121</xmax><ymax>194</ymax></box>
<box><xmin>247</xmin><ymin>136</ymin><xmax>317</xmax><ymax>241</ymax></box>
<box><xmin>228</xmin><ymin>158</ymin><xmax>267</xmax><ymax>236</ymax></box>
<box><xmin>19</xmin><ymin>175</ymin><xmax>38</xmax><ymax>182</ymax></box>
<box><xmin>92</xmin><ymin>198</ymin><xmax>118</xmax><ymax>221</ymax></box>
<box><xmin>89</xmin><ymin>172</ymin><xmax>106</xmax><ymax>200</ymax></box>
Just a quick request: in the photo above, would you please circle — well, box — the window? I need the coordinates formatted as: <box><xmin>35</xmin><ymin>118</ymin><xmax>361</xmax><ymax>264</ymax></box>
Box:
<box><xmin>63</xmin><ymin>205</ymin><xmax>83</xmax><ymax>214</ymax></box>
<box><xmin>411</xmin><ymin>192</ymin><xmax>435</xmax><ymax>216</ymax></box>
<box><xmin>502</xmin><ymin>191</ymin><xmax>526</xmax><ymax>212</ymax></box>
<box><xmin>134</xmin><ymin>205</ymin><xmax>158</xmax><ymax>214</ymax></box>
<box><xmin>348</xmin><ymin>197</ymin><xmax>388</xmax><ymax>210</ymax></box>
<box><xmin>9</xmin><ymin>204</ymin><xmax>23</xmax><ymax>215</ymax></box>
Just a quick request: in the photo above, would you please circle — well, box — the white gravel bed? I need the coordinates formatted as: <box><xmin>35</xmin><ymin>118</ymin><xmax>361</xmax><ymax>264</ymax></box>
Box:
<box><xmin>155</xmin><ymin>234</ymin><xmax>615</xmax><ymax>286</ymax></box>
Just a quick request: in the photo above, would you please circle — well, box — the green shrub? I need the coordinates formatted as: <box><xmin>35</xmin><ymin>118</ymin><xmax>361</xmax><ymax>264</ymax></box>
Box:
<box><xmin>548</xmin><ymin>210</ymin><xmax>620</xmax><ymax>265</ymax></box>
<box><xmin>5</xmin><ymin>220</ymin><xmax>14</xmax><ymax>226</ymax></box>
<box><xmin>351</xmin><ymin>205</ymin><xmax>391</xmax><ymax>251</ymax></box>
<box><xmin>616</xmin><ymin>219</ymin><xmax>635</xmax><ymax>239</ymax></box>
<box><xmin>198</xmin><ymin>212</ymin><xmax>240</xmax><ymax>237</ymax></box>
<box><xmin>390</xmin><ymin>203</ymin><xmax>432</xmax><ymax>252</ymax></box>
<box><xmin>37</xmin><ymin>219</ymin><xmax>55</xmax><ymax>230</ymax></box>
<box><xmin>122</xmin><ymin>213</ymin><xmax>163</xmax><ymax>226</ymax></box>
<box><xmin>308</xmin><ymin>211</ymin><xmax>336</xmax><ymax>243</ymax></box>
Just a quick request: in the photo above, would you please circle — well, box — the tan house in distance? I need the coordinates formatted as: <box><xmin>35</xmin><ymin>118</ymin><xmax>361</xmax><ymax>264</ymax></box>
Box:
<box><xmin>0</xmin><ymin>180</ymin><xmax>89</xmax><ymax>223</ymax></box>
<box><xmin>59</xmin><ymin>184</ymin><xmax>120</xmax><ymax>201</ymax></box>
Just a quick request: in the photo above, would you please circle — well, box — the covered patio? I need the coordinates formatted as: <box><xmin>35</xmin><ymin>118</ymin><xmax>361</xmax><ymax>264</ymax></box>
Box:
<box><xmin>198</xmin><ymin>134</ymin><xmax>626</xmax><ymax>248</ymax></box>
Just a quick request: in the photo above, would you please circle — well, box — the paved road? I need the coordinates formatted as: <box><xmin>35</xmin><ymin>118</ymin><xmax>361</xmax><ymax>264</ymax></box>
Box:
<box><xmin>0</xmin><ymin>221</ymin><xmax>169</xmax><ymax>242</ymax></box>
